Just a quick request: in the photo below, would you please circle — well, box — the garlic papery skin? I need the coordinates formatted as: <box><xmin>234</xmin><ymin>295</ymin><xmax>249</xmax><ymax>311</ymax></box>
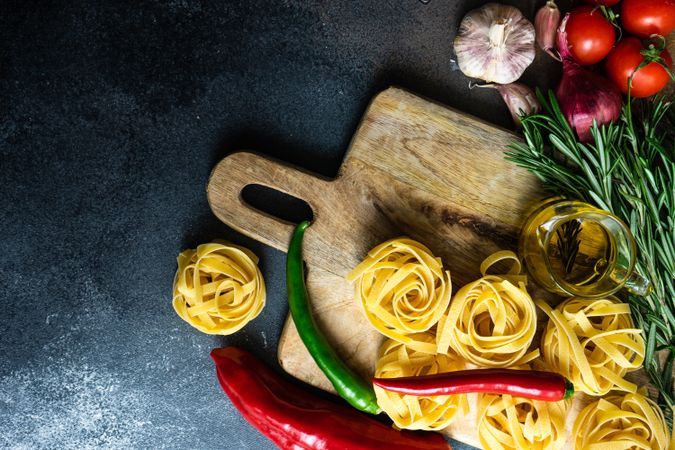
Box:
<box><xmin>474</xmin><ymin>82</ymin><xmax>540</xmax><ymax>129</ymax></box>
<box><xmin>454</xmin><ymin>3</ymin><xmax>535</xmax><ymax>84</ymax></box>
<box><xmin>535</xmin><ymin>1</ymin><xmax>561</xmax><ymax>60</ymax></box>
<box><xmin>495</xmin><ymin>82</ymin><xmax>540</xmax><ymax>129</ymax></box>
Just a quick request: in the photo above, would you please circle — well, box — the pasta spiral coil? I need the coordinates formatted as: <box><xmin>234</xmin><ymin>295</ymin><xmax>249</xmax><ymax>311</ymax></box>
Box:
<box><xmin>477</xmin><ymin>390</ymin><xmax>569</xmax><ymax>450</ymax></box>
<box><xmin>573</xmin><ymin>392</ymin><xmax>669</xmax><ymax>450</ymax></box>
<box><xmin>374</xmin><ymin>334</ymin><xmax>468</xmax><ymax>431</ymax></box>
<box><xmin>347</xmin><ymin>238</ymin><xmax>451</xmax><ymax>354</ymax></box>
<box><xmin>437</xmin><ymin>251</ymin><xmax>538</xmax><ymax>367</ymax></box>
<box><xmin>537</xmin><ymin>297</ymin><xmax>645</xmax><ymax>396</ymax></box>
<box><xmin>173</xmin><ymin>242</ymin><xmax>266</xmax><ymax>335</ymax></box>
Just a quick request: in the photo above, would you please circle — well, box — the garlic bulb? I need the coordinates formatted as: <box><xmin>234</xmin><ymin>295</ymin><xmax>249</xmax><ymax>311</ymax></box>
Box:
<box><xmin>454</xmin><ymin>3</ymin><xmax>536</xmax><ymax>84</ymax></box>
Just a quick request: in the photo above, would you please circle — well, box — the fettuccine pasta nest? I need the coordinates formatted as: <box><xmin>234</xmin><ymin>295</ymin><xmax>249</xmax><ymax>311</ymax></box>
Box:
<box><xmin>347</xmin><ymin>238</ymin><xmax>451</xmax><ymax>354</ymax></box>
<box><xmin>437</xmin><ymin>251</ymin><xmax>538</xmax><ymax>367</ymax></box>
<box><xmin>173</xmin><ymin>242</ymin><xmax>266</xmax><ymax>335</ymax></box>
<box><xmin>478</xmin><ymin>388</ymin><xmax>569</xmax><ymax>450</ymax></box>
<box><xmin>573</xmin><ymin>392</ymin><xmax>669</xmax><ymax>450</ymax></box>
<box><xmin>374</xmin><ymin>334</ymin><xmax>468</xmax><ymax>431</ymax></box>
<box><xmin>537</xmin><ymin>297</ymin><xmax>645</xmax><ymax>396</ymax></box>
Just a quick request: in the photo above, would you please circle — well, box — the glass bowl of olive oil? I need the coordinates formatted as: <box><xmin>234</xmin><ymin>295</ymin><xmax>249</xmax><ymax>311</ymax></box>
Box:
<box><xmin>519</xmin><ymin>198</ymin><xmax>651</xmax><ymax>298</ymax></box>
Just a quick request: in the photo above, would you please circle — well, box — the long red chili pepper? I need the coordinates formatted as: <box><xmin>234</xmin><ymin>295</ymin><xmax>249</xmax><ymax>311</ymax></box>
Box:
<box><xmin>373</xmin><ymin>369</ymin><xmax>574</xmax><ymax>402</ymax></box>
<box><xmin>211</xmin><ymin>347</ymin><xmax>451</xmax><ymax>450</ymax></box>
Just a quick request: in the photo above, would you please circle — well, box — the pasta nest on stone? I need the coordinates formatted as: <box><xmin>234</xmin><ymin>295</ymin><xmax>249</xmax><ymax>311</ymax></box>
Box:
<box><xmin>173</xmin><ymin>242</ymin><xmax>265</xmax><ymax>335</ymax></box>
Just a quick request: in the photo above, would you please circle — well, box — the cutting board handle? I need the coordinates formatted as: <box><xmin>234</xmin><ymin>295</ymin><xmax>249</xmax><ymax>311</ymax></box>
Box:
<box><xmin>207</xmin><ymin>151</ymin><xmax>332</xmax><ymax>252</ymax></box>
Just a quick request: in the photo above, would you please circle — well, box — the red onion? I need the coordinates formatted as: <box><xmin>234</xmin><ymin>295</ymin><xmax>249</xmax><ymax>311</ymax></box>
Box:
<box><xmin>556</xmin><ymin>14</ymin><xmax>622</xmax><ymax>142</ymax></box>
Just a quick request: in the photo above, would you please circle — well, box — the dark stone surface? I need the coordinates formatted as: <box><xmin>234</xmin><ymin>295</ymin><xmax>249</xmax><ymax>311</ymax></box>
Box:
<box><xmin>0</xmin><ymin>1</ymin><xmax>563</xmax><ymax>448</ymax></box>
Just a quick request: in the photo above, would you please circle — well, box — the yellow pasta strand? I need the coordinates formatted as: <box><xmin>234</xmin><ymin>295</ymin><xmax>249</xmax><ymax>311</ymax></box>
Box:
<box><xmin>347</xmin><ymin>238</ymin><xmax>451</xmax><ymax>354</ymax></box>
<box><xmin>374</xmin><ymin>335</ymin><xmax>468</xmax><ymax>431</ymax></box>
<box><xmin>436</xmin><ymin>251</ymin><xmax>539</xmax><ymax>367</ymax></box>
<box><xmin>573</xmin><ymin>392</ymin><xmax>669</xmax><ymax>450</ymax></box>
<box><xmin>172</xmin><ymin>242</ymin><xmax>265</xmax><ymax>335</ymax></box>
<box><xmin>477</xmin><ymin>391</ymin><xmax>569</xmax><ymax>450</ymax></box>
<box><xmin>537</xmin><ymin>297</ymin><xmax>645</xmax><ymax>396</ymax></box>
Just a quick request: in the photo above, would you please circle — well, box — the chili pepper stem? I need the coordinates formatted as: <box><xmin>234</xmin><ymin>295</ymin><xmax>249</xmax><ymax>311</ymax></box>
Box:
<box><xmin>564</xmin><ymin>379</ymin><xmax>575</xmax><ymax>400</ymax></box>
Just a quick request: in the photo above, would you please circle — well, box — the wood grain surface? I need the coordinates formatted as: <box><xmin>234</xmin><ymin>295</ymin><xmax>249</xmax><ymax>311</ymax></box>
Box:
<box><xmin>207</xmin><ymin>87</ymin><xmax>650</xmax><ymax>448</ymax></box>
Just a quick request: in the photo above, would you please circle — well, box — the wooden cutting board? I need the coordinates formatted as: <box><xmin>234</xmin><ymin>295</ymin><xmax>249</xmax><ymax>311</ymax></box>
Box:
<box><xmin>207</xmin><ymin>87</ymin><xmax>648</xmax><ymax>448</ymax></box>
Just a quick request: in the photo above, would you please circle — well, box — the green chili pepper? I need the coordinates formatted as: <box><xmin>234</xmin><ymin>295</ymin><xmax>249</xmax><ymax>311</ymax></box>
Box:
<box><xmin>287</xmin><ymin>221</ymin><xmax>381</xmax><ymax>415</ymax></box>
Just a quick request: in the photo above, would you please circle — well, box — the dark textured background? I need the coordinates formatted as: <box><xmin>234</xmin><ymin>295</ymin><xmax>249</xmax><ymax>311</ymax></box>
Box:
<box><xmin>1</xmin><ymin>1</ymin><xmax>563</xmax><ymax>448</ymax></box>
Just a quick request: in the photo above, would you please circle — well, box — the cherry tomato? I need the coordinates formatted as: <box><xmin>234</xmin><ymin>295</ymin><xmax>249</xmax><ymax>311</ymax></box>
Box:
<box><xmin>565</xmin><ymin>6</ymin><xmax>616</xmax><ymax>65</ymax></box>
<box><xmin>582</xmin><ymin>0</ymin><xmax>620</xmax><ymax>5</ymax></box>
<box><xmin>621</xmin><ymin>0</ymin><xmax>675</xmax><ymax>38</ymax></box>
<box><xmin>605</xmin><ymin>37</ymin><xmax>673</xmax><ymax>97</ymax></box>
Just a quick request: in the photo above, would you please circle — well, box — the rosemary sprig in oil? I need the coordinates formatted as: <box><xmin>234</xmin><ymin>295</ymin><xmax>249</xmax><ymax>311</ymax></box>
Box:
<box><xmin>556</xmin><ymin>219</ymin><xmax>582</xmax><ymax>274</ymax></box>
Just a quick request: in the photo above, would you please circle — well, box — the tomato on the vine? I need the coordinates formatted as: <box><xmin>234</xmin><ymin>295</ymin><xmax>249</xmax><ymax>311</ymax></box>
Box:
<box><xmin>582</xmin><ymin>0</ymin><xmax>620</xmax><ymax>6</ymax></box>
<box><xmin>621</xmin><ymin>0</ymin><xmax>675</xmax><ymax>38</ymax></box>
<box><xmin>564</xmin><ymin>6</ymin><xmax>616</xmax><ymax>65</ymax></box>
<box><xmin>605</xmin><ymin>37</ymin><xmax>673</xmax><ymax>97</ymax></box>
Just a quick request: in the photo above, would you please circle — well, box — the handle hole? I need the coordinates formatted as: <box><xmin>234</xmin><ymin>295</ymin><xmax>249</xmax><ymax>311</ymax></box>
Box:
<box><xmin>241</xmin><ymin>184</ymin><xmax>314</xmax><ymax>224</ymax></box>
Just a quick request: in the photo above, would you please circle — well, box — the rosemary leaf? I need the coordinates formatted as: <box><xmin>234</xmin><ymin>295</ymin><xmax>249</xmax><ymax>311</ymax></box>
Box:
<box><xmin>646</xmin><ymin>321</ymin><xmax>657</xmax><ymax>373</ymax></box>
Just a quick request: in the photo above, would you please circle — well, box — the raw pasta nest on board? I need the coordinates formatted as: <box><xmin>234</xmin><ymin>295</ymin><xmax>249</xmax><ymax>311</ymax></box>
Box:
<box><xmin>347</xmin><ymin>237</ymin><xmax>451</xmax><ymax>354</ymax></box>
<box><xmin>374</xmin><ymin>334</ymin><xmax>468</xmax><ymax>431</ymax></box>
<box><xmin>537</xmin><ymin>297</ymin><xmax>645</xmax><ymax>396</ymax></box>
<box><xmin>477</xmin><ymin>379</ymin><xmax>569</xmax><ymax>450</ymax></box>
<box><xmin>436</xmin><ymin>251</ymin><xmax>538</xmax><ymax>367</ymax></box>
<box><xmin>573</xmin><ymin>391</ymin><xmax>669</xmax><ymax>450</ymax></box>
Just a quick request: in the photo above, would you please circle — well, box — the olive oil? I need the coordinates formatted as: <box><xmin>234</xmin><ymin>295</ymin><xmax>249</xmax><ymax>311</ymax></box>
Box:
<box><xmin>545</xmin><ymin>218</ymin><xmax>615</xmax><ymax>289</ymax></box>
<box><xmin>519</xmin><ymin>199</ymin><xmax>650</xmax><ymax>298</ymax></box>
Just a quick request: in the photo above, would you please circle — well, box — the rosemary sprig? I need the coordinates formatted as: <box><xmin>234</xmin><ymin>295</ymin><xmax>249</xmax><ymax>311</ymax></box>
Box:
<box><xmin>506</xmin><ymin>90</ymin><xmax>675</xmax><ymax>417</ymax></box>
<box><xmin>556</xmin><ymin>219</ymin><xmax>582</xmax><ymax>275</ymax></box>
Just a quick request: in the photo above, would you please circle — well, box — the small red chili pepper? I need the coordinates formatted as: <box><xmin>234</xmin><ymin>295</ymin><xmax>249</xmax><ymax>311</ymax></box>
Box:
<box><xmin>373</xmin><ymin>369</ymin><xmax>575</xmax><ymax>402</ymax></box>
<box><xmin>211</xmin><ymin>346</ymin><xmax>452</xmax><ymax>450</ymax></box>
